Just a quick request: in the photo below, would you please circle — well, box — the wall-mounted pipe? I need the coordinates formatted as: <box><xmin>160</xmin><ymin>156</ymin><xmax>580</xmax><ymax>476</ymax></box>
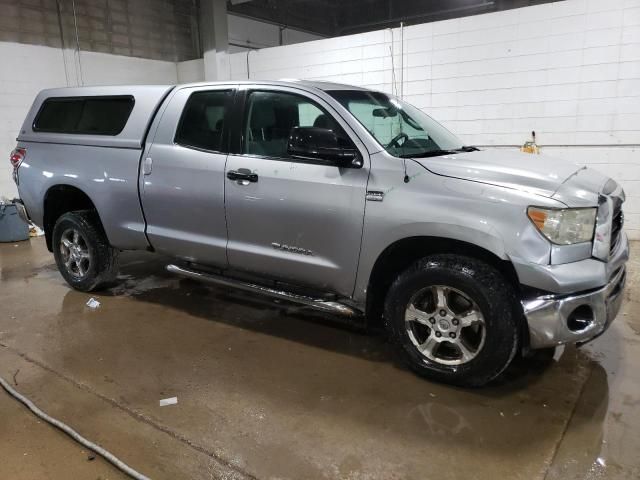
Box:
<box><xmin>388</xmin><ymin>28</ymin><xmax>396</xmax><ymax>96</ymax></box>
<box><xmin>54</xmin><ymin>0</ymin><xmax>69</xmax><ymax>87</ymax></box>
<box><xmin>71</xmin><ymin>0</ymin><xmax>84</xmax><ymax>85</ymax></box>
<box><xmin>400</xmin><ymin>21</ymin><xmax>404</xmax><ymax>100</ymax></box>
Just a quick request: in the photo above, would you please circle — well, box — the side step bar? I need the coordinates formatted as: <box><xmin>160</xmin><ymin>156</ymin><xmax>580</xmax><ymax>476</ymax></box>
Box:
<box><xmin>166</xmin><ymin>264</ymin><xmax>361</xmax><ymax>317</ymax></box>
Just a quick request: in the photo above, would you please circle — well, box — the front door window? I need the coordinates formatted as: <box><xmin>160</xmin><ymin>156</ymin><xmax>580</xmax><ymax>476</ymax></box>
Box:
<box><xmin>243</xmin><ymin>90</ymin><xmax>348</xmax><ymax>159</ymax></box>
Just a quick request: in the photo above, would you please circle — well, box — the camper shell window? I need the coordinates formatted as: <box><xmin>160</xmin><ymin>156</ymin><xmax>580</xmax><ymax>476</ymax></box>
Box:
<box><xmin>33</xmin><ymin>96</ymin><xmax>134</xmax><ymax>135</ymax></box>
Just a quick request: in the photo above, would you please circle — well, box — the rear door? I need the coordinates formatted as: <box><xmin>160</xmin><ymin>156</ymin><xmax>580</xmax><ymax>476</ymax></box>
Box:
<box><xmin>141</xmin><ymin>85</ymin><xmax>235</xmax><ymax>266</ymax></box>
<box><xmin>224</xmin><ymin>86</ymin><xmax>370</xmax><ymax>297</ymax></box>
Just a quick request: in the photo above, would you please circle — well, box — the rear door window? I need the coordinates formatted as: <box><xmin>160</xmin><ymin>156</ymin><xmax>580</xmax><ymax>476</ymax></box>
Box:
<box><xmin>174</xmin><ymin>90</ymin><xmax>232</xmax><ymax>153</ymax></box>
<box><xmin>34</xmin><ymin>96</ymin><xmax>134</xmax><ymax>135</ymax></box>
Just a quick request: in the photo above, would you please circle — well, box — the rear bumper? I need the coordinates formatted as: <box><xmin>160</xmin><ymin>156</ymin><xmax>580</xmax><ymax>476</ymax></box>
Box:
<box><xmin>13</xmin><ymin>199</ymin><xmax>30</xmax><ymax>223</ymax></box>
<box><xmin>522</xmin><ymin>262</ymin><xmax>626</xmax><ymax>349</ymax></box>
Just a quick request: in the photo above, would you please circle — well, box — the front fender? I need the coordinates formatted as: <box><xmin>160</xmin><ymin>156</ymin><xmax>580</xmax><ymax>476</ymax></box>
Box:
<box><xmin>353</xmin><ymin>152</ymin><xmax>561</xmax><ymax>303</ymax></box>
<box><xmin>353</xmin><ymin>222</ymin><xmax>507</xmax><ymax>303</ymax></box>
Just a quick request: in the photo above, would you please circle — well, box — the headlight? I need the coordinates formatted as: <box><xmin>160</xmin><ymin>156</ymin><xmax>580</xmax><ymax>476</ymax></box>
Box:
<box><xmin>527</xmin><ymin>207</ymin><xmax>596</xmax><ymax>245</ymax></box>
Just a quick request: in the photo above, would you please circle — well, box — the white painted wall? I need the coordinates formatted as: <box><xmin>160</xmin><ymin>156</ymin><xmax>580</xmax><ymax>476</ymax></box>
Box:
<box><xmin>0</xmin><ymin>42</ymin><xmax>178</xmax><ymax>199</ymax></box>
<box><xmin>177</xmin><ymin>58</ymin><xmax>205</xmax><ymax>83</ymax></box>
<box><xmin>223</xmin><ymin>0</ymin><xmax>640</xmax><ymax>239</ymax></box>
<box><xmin>1</xmin><ymin>42</ymin><xmax>66</xmax><ymax>200</ymax></box>
<box><xmin>78</xmin><ymin>51</ymin><xmax>177</xmax><ymax>86</ymax></box>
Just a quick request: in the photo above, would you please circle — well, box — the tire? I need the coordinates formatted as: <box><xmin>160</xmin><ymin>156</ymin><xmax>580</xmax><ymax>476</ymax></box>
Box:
<box><xmin>52</xmin><ymin>210</ymin><xmax>119</xmax><ymax>292</ymax></box>
<box><xmin>384</xmin><ymin>254</ymin><xmax>520</xmax><ymax>387</ymax></box>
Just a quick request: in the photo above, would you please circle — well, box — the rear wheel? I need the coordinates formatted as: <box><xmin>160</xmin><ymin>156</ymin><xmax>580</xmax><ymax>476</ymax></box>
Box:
<box><xmin>52</xmin><ymin>210</ymin><xmax>118</xmax><ymax>292</ymax></box>
<box><xmin>384</xmin><ymin>254</ymin><xmax>520</xmax><ymax>387</ymax></box>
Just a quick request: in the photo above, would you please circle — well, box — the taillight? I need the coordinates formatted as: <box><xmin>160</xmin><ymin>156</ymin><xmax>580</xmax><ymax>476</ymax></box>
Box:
<box><xmin>10</xmin><ymin>147</ymin><xmax>26</xmax><ymax>169</ymax></box>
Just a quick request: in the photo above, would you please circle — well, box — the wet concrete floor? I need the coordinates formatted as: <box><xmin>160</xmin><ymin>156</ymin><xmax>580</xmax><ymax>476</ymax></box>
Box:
<box><xmin>0</xmin><ymin>237</ymin><xmax>638</xmax><ymax>479</ymax></box>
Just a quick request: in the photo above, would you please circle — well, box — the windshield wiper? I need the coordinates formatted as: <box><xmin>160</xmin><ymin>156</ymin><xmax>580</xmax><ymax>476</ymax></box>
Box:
<box><xmin>399</xmin><ymin>149</ymin><xmax>457</xmax><ymax>158</ymax></box>
<box><xmin>399</xmin><ymin>146</ymin><xmax>479</xmax><ymax>158</ymax></box>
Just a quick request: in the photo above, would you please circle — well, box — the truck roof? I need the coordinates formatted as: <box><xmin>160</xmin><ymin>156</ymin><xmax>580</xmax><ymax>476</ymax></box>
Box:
<box><xmin>17</xmin><ymin>80</ymin><xmax>370</xmax><ymax>150</ymax></box>
<box><xmin>28</xmin><ymin>79</ymin><xmax>369</xmax><ymax>102</ymax></box>
<box><xmin>176</xmin><ymin>79</ymin><xmax>371</xmax><ymax>92</ymax></box>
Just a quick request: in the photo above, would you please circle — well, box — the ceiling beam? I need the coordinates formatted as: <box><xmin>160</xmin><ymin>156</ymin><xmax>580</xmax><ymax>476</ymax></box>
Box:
<box><xmin>226</xmin><ymin>0</ymin><xmax>337</xmax><ymax>36</ymax></box>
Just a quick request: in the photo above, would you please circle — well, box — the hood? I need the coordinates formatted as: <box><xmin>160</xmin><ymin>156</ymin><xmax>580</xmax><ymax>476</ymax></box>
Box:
<box><xmin>413</xmin><ymin>149</ymin><xmax>605</xmax><ymax>204</ymax></box>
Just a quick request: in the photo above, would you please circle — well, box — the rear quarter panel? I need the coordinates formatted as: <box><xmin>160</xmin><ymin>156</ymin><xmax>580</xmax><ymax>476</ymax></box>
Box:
<box><xmin>17</xmin><ymin>142</ymin><xmax>149</xmax><ymax>250</ymax></box>
<box><xmin>15</xmin><ymin>85</ymin><xmax>174</xmax><ymax>250</ymax></box>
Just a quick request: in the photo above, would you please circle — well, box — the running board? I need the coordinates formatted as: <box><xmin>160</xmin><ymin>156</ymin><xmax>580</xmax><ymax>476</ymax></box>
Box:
<box><xmin>166</xmin><ymin>264</ymin><xmax>361</xmax><ymax>317</ymax></box>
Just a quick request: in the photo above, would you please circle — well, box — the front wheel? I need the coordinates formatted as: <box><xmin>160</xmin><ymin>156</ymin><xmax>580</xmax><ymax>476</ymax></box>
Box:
<box><xmin>52</xmin><ymin>210</ymin><xmax>119</xmax><ymax>292</ymax></box>
<box><xmin>384</xmin><ymin>254</ymin><xmax>520</xmax><ymax>387</ymax></box>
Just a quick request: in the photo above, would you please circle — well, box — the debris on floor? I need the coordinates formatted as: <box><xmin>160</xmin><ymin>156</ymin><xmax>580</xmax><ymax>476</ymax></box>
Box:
<box><xmin>159</xmin><ymin>397</ymin><xmax>178</xmax><ymax>407</ymax></box>
<box><xmin>85</xmin><ymin>298</ymin><xmax>101</xmax><ymax>309</ymax></box>
<box><xmin>29</xmin><ymin>223</ymin><xmax>44</xmax><ymax>237</ymax></box>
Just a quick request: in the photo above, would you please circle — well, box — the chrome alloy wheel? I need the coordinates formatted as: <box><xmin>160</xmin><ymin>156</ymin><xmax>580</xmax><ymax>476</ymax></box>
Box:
<box><xmin>59</xmin><ymin>228</ymin><xmax>91</xmax><ymax>278</ymax></box>
<box><xmin>405</xmin><ymin>285</ymin><xmax>486</xmax><ymax>366</ymax></box>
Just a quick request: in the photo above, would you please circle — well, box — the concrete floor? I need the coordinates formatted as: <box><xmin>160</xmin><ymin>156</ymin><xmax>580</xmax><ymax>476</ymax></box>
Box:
<box><xmin>1</xmin><ymin>237</ymin><xmax>639</xmax><ymax>480</ymax></box>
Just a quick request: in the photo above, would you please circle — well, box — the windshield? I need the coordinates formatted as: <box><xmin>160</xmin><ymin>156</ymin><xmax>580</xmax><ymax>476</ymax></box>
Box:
<box><xmin>328</xmin><ymin>90</ymin><xmax>466</xmax><ymax>158</ymax></box>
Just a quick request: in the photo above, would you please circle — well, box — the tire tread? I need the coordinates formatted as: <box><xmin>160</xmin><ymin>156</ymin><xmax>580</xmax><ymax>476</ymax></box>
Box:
<box><xmin>384</xmin><ymin>254</ymin><xmax>520</xmax><ymax>387</ymax></box>
<box><xmin>52</xmin><ymin>210</ymin><xmax>119</xmax><ymax>292</ymax></box>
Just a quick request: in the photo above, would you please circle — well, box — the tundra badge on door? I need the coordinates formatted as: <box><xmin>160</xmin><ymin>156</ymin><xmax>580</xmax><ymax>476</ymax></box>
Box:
<box><xmin>271</xmin><ymin>242</ymin><xmax>313</xmax><ymax>256</ymax></box>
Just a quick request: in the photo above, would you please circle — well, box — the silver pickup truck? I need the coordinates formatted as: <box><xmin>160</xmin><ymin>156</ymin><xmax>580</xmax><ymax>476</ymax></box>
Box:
<box><xmin>11</xmin><ymin>80</ymin><xmax>628</xmax><ymax>386</ymax></box>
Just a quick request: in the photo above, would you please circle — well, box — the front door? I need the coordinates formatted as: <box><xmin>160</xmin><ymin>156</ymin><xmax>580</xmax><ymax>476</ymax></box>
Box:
<box><xmin>141</xmin><ymin>86</ymin><xmax>234</xmax><ymax>266</ymax></box>
<box><xmin>224</xmin><ymin>87</ymin><xmax>369</xmax><ymax>297</ymax></box>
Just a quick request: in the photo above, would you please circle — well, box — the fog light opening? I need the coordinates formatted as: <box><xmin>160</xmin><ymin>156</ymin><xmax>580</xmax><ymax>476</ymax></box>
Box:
<box><xmin>567</xmin><ymin>305</ymin><xmax>594</xmax><ymax>332</ymax></box>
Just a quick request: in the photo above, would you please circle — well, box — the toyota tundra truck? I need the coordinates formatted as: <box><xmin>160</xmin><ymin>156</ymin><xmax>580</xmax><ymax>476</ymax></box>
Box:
<box><xmin>11</xmin><ymin>80</ymin><xmax>628</xmax><ymax>386</ymax></box>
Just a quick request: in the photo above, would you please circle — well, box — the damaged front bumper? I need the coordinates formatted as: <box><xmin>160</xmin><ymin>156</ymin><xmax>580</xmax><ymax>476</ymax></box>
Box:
<box><xmin>522</xmin><ymin>237</ymin><xmax>628</xmax><ymax>349</ymax></box>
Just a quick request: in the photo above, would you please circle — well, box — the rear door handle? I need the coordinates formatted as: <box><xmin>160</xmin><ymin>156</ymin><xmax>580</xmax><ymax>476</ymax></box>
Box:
<box><xmin>227</xmin><ymin>169</ymin><xmax>258</xmax><ymax>183</ymax></box>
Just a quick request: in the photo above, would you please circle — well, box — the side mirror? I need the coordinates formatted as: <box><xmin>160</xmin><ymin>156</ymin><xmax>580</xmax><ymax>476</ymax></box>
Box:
<box><xmin>287</xmin><ymin>126</ymin><xmax>363</xmax><ymax>168</ymax></box>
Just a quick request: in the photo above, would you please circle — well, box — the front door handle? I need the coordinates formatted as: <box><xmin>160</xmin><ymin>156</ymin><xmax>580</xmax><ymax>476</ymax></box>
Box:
<box><xmin>227</xmin><ymin>169</ymin><xmax>258</xmax><ymax>183</ymax></box>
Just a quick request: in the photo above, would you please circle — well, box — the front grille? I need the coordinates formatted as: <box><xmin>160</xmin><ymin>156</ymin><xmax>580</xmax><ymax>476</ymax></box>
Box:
<box><xmin>610</xmin><ymin>201</ymin><xmax>623</xmax><ymax>253</ymax></box>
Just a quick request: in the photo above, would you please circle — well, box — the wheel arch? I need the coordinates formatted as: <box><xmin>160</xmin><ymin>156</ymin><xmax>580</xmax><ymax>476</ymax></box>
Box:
<box><xmin>365</xmin><ymin>236</ymin><xmax>522</xmax><ymax>328</ymax></box>
<box><xmin>43</xmin><ymin>184</ymin><xmax>106</xmax><ymax>251</ymax></box>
